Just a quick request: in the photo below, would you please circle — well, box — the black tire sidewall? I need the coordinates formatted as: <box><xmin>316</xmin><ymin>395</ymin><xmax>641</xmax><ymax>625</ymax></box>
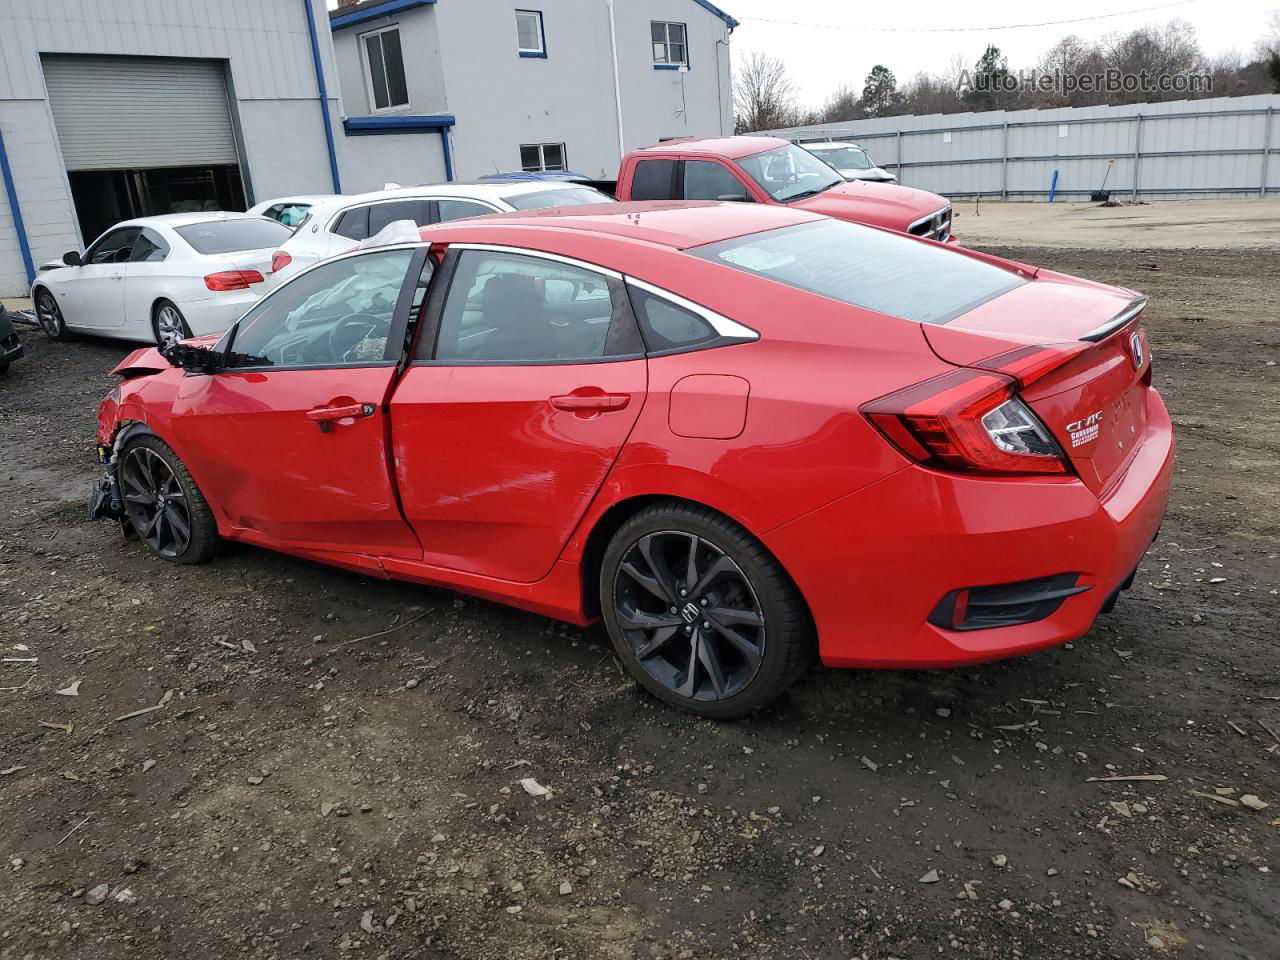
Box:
<box><xmin>600</xmin><ymin>505</ymin><xmax>802</xmax><ymax>719</ymax></box>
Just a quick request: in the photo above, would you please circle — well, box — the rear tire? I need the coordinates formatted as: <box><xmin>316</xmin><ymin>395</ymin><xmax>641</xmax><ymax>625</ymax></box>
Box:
<box><xmin>600</xmin><ymin>502</ymin><xmax>811</xmax><ymax>719</ymax></box>
<box><xmin>118</xmin><ymin>435</ymin><xmax>218</xmax><ymax>564</ymax></box>
<box><xmin>35</xmin><ymin>288</ymin><xmax>71</xmax><ymax>341</ymax></box>
<box><xmin>152</xmin><ymin>300</ymin><xmax>191</xmax><ymax>347</ymax></box>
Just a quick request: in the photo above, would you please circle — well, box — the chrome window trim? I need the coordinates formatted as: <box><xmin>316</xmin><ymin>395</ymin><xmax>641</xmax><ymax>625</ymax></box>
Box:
<box><xmin>1081</xmin><ymin>296</ymin><xmax>1149</xmax><ymax>342</ymax></box>
<box><xmin>447</xmin><ymin>242</ymin><xmax>624</xmax><ymax>280</ymax></box>
<box><xmin>625</xmin><ymin>276</ymin><xmax>760</xmax><ymax>342</ymax></box>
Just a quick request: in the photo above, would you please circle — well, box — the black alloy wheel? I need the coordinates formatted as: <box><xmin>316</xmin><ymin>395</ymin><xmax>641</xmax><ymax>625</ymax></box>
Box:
<box><xmin>615</xmin><ymin>530</ymin><xmax>766</xmax><ymax>701</ymax></box>
<box><xmin>602</xmin><ymin>502</ymin><xmax>811</xmax><ymax>718</ymax></box>
<box><xmin>116</xmin><ymin>437</ymin><xmax>218</xmax><ymax>563</ymax></box>
<box><xmin>121</xmin><ymin>445</ymin><xmax>192</xmax><ymax>557</ymax></box>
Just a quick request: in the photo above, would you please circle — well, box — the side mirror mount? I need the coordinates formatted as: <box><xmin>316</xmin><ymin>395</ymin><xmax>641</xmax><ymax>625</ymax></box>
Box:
<box><xmin>161</xmin><ymin>341</ymin><xmax>226</xmax><ymax>374</ymax></box>
<box><xmin>62</xmin><ymin>251</ymin><xmax>82</xmax><ymax>267</ymax></box>
<box><xmin>716</xmin><ymin>193</ymin><xmax>752</xmax><ymax>203</ymax></box>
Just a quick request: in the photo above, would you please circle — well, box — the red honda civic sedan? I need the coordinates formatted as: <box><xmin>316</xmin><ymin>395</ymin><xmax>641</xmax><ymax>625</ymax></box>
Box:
<box><xmin>90</xmin><ymin>201</ymin><xmax>1173</xmax><ymax>718</ymax></box>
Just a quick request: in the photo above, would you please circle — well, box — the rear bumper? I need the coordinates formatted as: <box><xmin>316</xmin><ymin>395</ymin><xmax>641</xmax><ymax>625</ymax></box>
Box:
<box><xmin>177</xmin><ymin>292</ymin><xmax>260</xmax><ymax>338</ymax></box>
<box><xmin>763</xmin><ymin>387</ymin><xmax>1174</xmax><ymax>668</ymax></box>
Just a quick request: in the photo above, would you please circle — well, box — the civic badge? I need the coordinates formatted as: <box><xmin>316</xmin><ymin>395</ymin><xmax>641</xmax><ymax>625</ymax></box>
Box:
<box><xmin>1129</xmin><ymin>331</ymin><xmax>1145</xmax><ymax>369</ymax></box>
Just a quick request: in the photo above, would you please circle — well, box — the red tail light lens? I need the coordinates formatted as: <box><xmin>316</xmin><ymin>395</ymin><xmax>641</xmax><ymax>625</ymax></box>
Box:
<box><xmin>204</xmin><ymin>270</ymin><xmax>265</xmax><ymax>291</ymax></box>
<box><xmin>862</xmin><ymin>368</ymin><xmax>1068</xmax><ymax>476</ymax></box>
<box><xmin>270</xmin><ymin>251</ymin><xmax>292</xmax><ymax>273</ymax></box>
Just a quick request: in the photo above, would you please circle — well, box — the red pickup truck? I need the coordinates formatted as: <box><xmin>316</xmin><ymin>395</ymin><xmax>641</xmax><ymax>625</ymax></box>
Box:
<box><xmin>609</xmin><ymin>136</ymin><xmax>954</xmax><ymax>243</ymax></box>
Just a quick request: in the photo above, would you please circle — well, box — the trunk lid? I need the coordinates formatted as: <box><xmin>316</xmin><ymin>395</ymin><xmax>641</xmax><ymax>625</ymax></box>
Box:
<box><xmin>924</xmin><ymin>274</ymin><xmax>1151</xmax><ymax>495</ymax></box>
<box><xmin>203</xmin><ymin>247</ymin><xmax>276</xmax><ymax>280</ymax></box>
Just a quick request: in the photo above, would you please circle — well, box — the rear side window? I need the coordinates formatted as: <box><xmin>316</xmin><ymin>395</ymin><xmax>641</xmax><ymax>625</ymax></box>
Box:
<box><xmin>629</xmin><ymin>159</ymin><xmax>677</xmax><ymax>200</ymax></box>
<box><xmin>333</xmin><ymin>207</ymin><xmax>371</xmax><ymax>241</ymax></box>
<box><xmin>431</xmin><ymin>250</ymin><xmax>638</xmax><ymax>363</ymax></box>
<box><xmin>369</xmin><ymin>199</ymin><xmax>433</xmax><ymax>235</ymax></box>
<box><xmin>683</xmin><ymin>160</ymin><xmax>750</xmax><ymax>201</ymax></box>
<box><xmin>690</xmin><ymin>219</ymin><xmax>1027</xmax><ymax>326</ymax></box>
<box><xmin>130</xmin><ymin>228</ymin><xmax>169</xmax><ymax>263</ymax></box>
<box><xmin>628</xmin><ymin>287</ymin><xmax>716</xmax><ymax>352</ymax></box>
<box><xmin>175</xmin><ymin>219</ymin><xmax>291</xmax><ymax>254</ymax></box>
<box><xmin>437</xmin><ymin>199</ymin><xmax>497</xmax><ymax>221</ymax></box>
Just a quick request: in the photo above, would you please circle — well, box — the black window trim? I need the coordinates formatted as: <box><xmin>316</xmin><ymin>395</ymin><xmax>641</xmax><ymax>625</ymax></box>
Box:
<box><xmin>625</xmin><ymin>276</ymin><xmax>759</xmax><ymax>357</ymax></box>
<box><xmin>210</xmin><ymin>244</ymin><xmax>430</xmax><ymax>374</ymax></box>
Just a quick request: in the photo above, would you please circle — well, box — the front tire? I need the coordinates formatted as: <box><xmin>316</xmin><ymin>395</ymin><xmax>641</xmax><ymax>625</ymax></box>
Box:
<box><xmin>152</xmin><ymin>300</ymin><xmax>191</xmax><ymax>347</ymax></box>
<box><xmin>118</xmin><ymin>435</ymin><xmax>217</xmax><ymax>564</ymax></box>
<box><xmin>35</xmin><ymin>288</ymin><xmax>71</xmax><ymax>341</ymax></box>
<box><xmin>600</xmin><ymin>502</ymin><xmax>811</xmax><ymax>719</ymax></box>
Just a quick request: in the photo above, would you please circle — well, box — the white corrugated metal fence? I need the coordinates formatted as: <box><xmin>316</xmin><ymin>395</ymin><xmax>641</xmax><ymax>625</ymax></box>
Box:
<box><xmin>759</xmin><ymin>94</ymin><xmax>1280</xmax><ymax>201</ymax></box>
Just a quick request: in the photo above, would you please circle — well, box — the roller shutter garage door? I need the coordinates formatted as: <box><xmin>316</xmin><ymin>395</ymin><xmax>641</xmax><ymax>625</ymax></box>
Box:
<box><xmin>43</xmin><ymin>55</ymin><xmax>238</xmax><ymax>171</ymax></box>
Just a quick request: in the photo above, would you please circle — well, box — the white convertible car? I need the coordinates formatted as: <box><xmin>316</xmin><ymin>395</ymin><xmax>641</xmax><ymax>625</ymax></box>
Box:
<box><xmin>32</xmin><ymin>212</ymin><xmax>292</xmax><ymax>346</ymax></box>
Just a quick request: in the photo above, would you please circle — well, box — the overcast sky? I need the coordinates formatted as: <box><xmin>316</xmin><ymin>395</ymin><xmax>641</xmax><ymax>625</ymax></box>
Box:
<box><xmin>721</xmin><ymin>0</ymin><xmax>1280</xmax><ymax>106</ymax></box>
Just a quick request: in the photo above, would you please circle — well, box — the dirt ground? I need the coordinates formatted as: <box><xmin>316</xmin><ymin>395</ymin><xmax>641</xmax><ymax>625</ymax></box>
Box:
<box><xmin>1</xmin><ymin>216</ymin><xmax>1278</xmax><ymax>959</ymax></box>
<box><xmin>952</xmin><ymin>198</ymin><xmax>1280</xmax><ymax>250</ymax></box>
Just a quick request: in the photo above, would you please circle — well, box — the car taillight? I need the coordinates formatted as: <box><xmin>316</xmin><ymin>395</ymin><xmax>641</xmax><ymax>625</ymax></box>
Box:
<box><xmin>270</xmin><ymin>251</ymin><xmax>292</xmax><ymax>273</ymax></box>
<box><xmin>862</xmin><ymin>368</ymin><xmax>1068</xmax><ymax>476</ymax></box>
<box><xmin>204</xmin><ymin>270</ymin><xmax>265</xmax><ymax>291</ymax></box>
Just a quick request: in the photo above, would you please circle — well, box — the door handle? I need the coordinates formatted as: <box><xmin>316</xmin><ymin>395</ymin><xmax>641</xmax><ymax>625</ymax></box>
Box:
<box><xmin>307</xmin><ymin>402</ymin><xmax>375</xmax><ymax>432</ymax></box>
<box><xmin>550</xmin><ymin>392</ymin><xmax>630</xmax><ymax>414</ymax></box>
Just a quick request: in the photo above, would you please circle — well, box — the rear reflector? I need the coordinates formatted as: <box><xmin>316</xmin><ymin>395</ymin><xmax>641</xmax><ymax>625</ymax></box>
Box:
<box><xmin>928</xmin><ymin>573</ymin><xmax>1091</xmax><ymax>631</ymax></box>
<box><xmin>204</xmin><ymin>270</ymin><xmax>265</xmax><ymax>291</ymax></box>
<box><xmin>270</xmin><ymin>251</ymin><xmax>292</xmax><ymax>273</ymax></box>
<box><xmin>862</xmin><ymin>368</ymin><xmax>1068</xmax><ymax>476</ymax></box>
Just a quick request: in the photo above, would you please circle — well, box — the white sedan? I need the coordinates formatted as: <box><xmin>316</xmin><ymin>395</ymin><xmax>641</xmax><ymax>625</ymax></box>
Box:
<box><xmin>268</xmin><ymin>180</ymin><xmax>615</xmax><ymax>287</ymax></box>
<box><xmin>32</xmin><ymin>213</ymin><xmax>293</xmax><ymax>346</ymax></box>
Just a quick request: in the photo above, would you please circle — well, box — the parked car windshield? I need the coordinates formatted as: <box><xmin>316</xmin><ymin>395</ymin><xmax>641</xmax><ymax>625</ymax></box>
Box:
<box><xmin>175</xmin><ymin>218</ymin><xmax>292</xmax><ymax>254</ymax></box>
<box><xmin>502</xmin><ymin>187</ymin><xmax>617</xmax><ymax>210</ymax></box>
<box><xmin>689</xmin><ymin>219</ymin><xmax>1027</xmax><ymax>326</ymax></box>
<box><xmin>735</xmin><ymin>144</ymin><xmax>844</xmax><ymax>202</ymax></box>
<box><xmin>808</xmin><ymin>145</ymin><xmax>874</xmax><ymax>171</ymax></box>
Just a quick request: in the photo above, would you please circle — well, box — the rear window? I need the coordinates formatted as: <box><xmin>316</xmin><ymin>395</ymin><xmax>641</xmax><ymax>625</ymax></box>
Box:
<box><xmin>689</xmin><ymin>219</ymin><xmax>1026</xmax><ymax>325</ymax></box>
<box><xmin>502</xmin><ymin>187</ymin><xmax>616</xmax><ymax>210</ymax></box>
<box><xmin>175</xmin><ymin>218</ymin><xmax>292</xmax><ymax>254</ymax></box>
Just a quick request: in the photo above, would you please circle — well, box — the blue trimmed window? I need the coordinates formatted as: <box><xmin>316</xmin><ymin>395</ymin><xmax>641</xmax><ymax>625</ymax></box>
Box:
<box><xmin>515</xmin><ymin>10</ymin><xmax>546</xmax><ymax>58</ymax></box>
<box><xmin>651</xmin><ymin>21</ymin><xmax>687</xmax><ymax>69</ymax></box>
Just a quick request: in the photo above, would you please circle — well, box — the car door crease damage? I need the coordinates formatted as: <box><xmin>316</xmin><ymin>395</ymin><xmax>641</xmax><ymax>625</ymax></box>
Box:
<box><xmin>89</xmin><ymin>202</ymin><xmax>1173</xmax><ymax>717</ymax></box>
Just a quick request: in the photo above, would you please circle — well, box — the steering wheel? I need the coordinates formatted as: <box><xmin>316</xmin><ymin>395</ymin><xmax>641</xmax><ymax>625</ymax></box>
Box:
<box><xmin>328</xmin><ymin>313</ymin><xmax>386</xmax><ymax>362</ymax></box>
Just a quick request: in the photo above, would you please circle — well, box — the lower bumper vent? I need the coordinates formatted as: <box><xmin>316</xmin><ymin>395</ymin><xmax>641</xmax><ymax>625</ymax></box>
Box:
<box><xmin>928</xmin><ymin>573</ymin><xmax>1090</xmax><ymax>631</ymax></box>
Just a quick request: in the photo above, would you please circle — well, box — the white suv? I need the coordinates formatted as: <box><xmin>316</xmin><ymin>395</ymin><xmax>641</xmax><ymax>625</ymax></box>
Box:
<box><xmin>267</xmin><ymin>180</ymin><xmax>615</xmax><ymax>286</ymax></box>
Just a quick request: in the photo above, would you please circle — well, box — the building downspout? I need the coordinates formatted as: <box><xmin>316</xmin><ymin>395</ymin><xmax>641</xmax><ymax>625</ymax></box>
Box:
<box><xmin>606</xmin><ymin>0</ymin><xmax>625</xmax><ymax>163</ymax></box>
<box><xmin>302</xmin><ymin>0</ymin><xmax>343</xmax><ymax>193</ymax></box>
<box><xmin>439</xmin><ymin>128</ymin><xmax>455</xmax><ymax>182</ymax></box>
<box><xmin>715</xmin><ymin>26</ymin><xmax>733</xmax><ymax>135</ymax></box>
<box><xmin>0</xmin><ymin>129</ymin><xmax>35</xmax><ymax>287</ymax></box>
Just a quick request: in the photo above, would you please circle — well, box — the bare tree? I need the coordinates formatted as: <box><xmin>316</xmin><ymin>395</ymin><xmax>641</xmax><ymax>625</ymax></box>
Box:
<box><xmin>819</xmin><ymin>84</ymin><xmax>863</xmax><ymax>123</ymax></box>
<box><xmin>733</xmin><ymin>51</ymin><xmax>798</xmax><ymax>132</ymax></box>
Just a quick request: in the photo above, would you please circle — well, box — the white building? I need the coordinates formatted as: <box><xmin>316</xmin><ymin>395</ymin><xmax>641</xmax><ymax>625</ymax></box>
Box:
<box><xmin>0</xmin><ymin>0</ymin><xmax>736</xmax><ymax>296</ymax></box>
<box><xmin>328</xmin><ymin>0</ymin><xmax>736</xmax><ymax>190</ymax></box>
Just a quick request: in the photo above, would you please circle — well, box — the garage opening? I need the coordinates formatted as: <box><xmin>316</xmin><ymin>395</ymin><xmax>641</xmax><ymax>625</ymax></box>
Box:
<box><xmin>42</xmin><ymin>54</ymin><xmax>247</xmax><ymax>244</ymax></box>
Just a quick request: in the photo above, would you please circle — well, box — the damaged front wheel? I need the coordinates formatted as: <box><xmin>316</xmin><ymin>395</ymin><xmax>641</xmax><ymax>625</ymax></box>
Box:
<box><xmin>118</xmin><ymin>436</ymin><xmax>218</xmax><ymax>564</ymax></box>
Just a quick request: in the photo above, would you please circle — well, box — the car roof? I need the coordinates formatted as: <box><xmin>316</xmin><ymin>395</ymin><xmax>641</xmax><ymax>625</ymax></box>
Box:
<box><xmin>116</xmin><ymin>212</ymin><xmax>270</xmax><ymax>229</ymax></box>
<box><xmin>636</xmin><ymin>136</ymin><xmax>787</xmax><ymax>160</ymax></box>
<box><xmin>316</xmin><ymin>180</ymin><xmax>602</xmax><ymax>210</ymax></box>
<box><xmin>253</xmin><ymin>195</ymin><xmax>332</xmax><ymax>206</ymax></box>
<box><xmin>417</xmin><ymin>200</ymin><xmax>826</xmax><ymax>250</ymax></box>
<box><xmin>805</xmin><ymin>141</ymin><xmax>863</xmax><ymax>150</ymax></box>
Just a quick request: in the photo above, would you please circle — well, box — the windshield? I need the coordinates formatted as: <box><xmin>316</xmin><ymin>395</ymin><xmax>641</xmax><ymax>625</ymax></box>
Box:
<box><xmin>502</xmin><ymin>187</ymin><xmax>617</xmax><ymax>210</ymax></box>
<box><xmin>689</xmin><ymin>219</ymin><xmax>1026</xmax><ymax>326</ymax></box>
<box><xmin>175</xmin><ymin>218</ymin><xmax>291</xmax><ymax>254</ymax></box>
<box><xmin>736</xmin><ymin>144</ymin><xmax>844</xmax><ymax>202</ymax></box>
<box><xmin>808</xmin><ymin>145</ymin><xmax>874</xmax><ymax>171</ymax></box>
